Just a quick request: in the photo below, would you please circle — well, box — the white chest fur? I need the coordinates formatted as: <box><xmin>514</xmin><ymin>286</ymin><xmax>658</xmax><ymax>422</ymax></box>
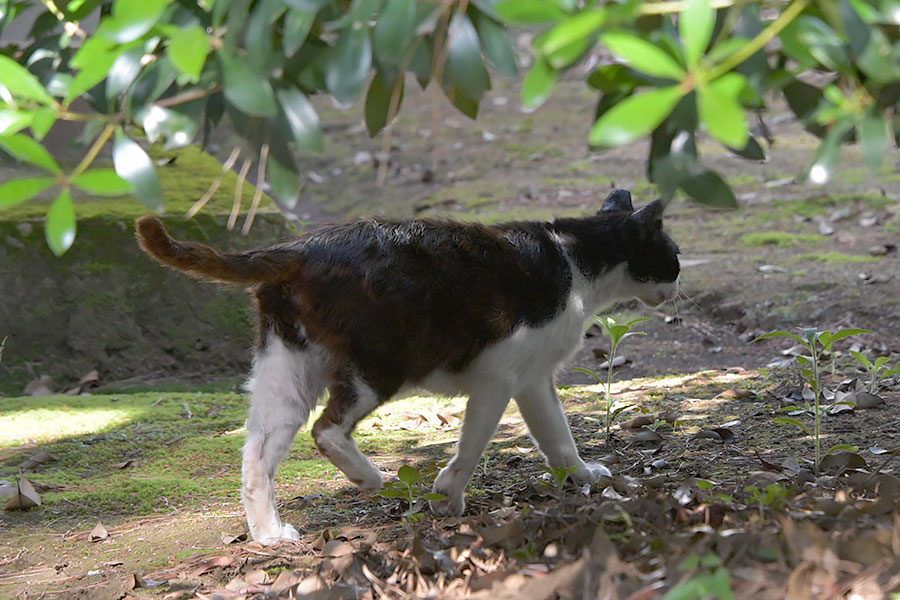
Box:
<box><xmin>420</xmin><ymin>263</ymin><xmax>634</xmax><ymax>397</ymax></box>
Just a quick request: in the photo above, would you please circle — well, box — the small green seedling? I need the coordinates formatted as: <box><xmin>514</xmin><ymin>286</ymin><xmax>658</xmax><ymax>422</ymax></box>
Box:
<box><xmin>744</xmin><ymin>483</ymin><xmax>790</xmax><ymax>516</ymax></box>
<box><xmin>379</xmin><ymin>465</ymin><xmax>447</xmax><ymax>523</ymax></box>
<box><xmin>575</xmin><ymin>315</ymin><xmax>648</xmax><ymax>442</ymax></box>
<box><xmin>753</xmin><ymin>327</ymin><xmax>870</xmax><ymax>473</ymax></box>
<box><xmin>664</xmin><ymin>553</ymin><xmax>735</xmax><ymax>600</ymax></box>
<box><xmin>850</xmin><ymin>351</ymin><xmax>900</xmax><ymax>394</ymax></box>
<box><xmin>539</xmin><ymin>465</ymin><xmax>577</xmax><ymax>491</ymax></box>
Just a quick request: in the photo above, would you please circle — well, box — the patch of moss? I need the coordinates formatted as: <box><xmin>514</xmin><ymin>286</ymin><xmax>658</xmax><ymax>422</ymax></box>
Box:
<box><xmin>0</xmin><ymin>145</ymin><xmax>277</xmax><ymax>221</ymax></box>
<box><xmin>740</xmin><ymin>232</ymin><xmax>824</xmax><ymax>246</ymax></box>
<box><xmin>727</xmin><ymin>175</ymin><xmax>757</xmax><ymax>186</ymax></box>
<box><xmin>795</xmin><ymin>252</ymin><xmax>881</xmax><ymax>263</ymax></box>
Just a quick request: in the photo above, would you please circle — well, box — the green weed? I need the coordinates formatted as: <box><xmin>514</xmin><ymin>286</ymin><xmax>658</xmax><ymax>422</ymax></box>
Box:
<box><xmin>753</xmin><ymin>327</ymin><xmax>870</xmax><ymax>472</ymax></box>
<box><xmin>378</xmin><ymin>465</ymin><xmax>447</xmax><ymax>524</ymax></box>
<box><xmin>574</xmin><ymin>315</ymin><xmax>647</xmax><ymax>442</ymax></box>
<box><xmin>664</xmin><ymin>554</ymin><xmax>735</xmax><ymax>600</ymax></box>
<box><xmin>850</xmin><ymin>352</ymin><xmax>900</xmax><ymax>394</ymax></box>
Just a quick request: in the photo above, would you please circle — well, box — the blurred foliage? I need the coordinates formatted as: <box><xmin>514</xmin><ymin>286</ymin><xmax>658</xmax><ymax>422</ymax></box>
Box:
<box><xmin>0</xmin><ymin>0</ymin><xmax>898</xmax><ymax>253</ymax></box>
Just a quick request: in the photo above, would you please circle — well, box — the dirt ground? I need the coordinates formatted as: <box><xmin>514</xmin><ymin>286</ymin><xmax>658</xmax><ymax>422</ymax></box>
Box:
<box><xmin>2</xmin><ymin>76</ymin><xmax>900</xmax><ymax>599</ymax></box>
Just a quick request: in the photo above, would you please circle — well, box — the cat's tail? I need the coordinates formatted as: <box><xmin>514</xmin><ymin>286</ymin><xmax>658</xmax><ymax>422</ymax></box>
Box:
<box><xmin>135</xmin><ymin>216</ymin><xmax>300</xmax><ymax>284</ymax></box>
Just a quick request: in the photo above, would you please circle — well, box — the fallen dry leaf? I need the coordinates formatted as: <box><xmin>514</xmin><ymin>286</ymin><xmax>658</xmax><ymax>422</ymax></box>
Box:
<box><xmin>20</xmin><ymin>449</ymin><xmax>54</xmax><ymax>471</ymax></box>
<box><xmin>90</xmin><ymin>521</ymin><xmax>109</xmax><ymax>542</ymax></box>
<box><xmin>718</xmin><ymin>388</ymin><xmax>754</xmax><ymax>399</ymax></box>
<box><xmin>189</xmin><ymin>555</ymin><xmax>234</xmax><ymax>578</ymax></box>
<box><xmin>4</xmin><ymin>475</ymin><xmax>41</xmax><ymax>510</ymax></box>
<box><xmin>22</xmin><ymin>375</ymin><xmax>54</xmax><ymax>397</ymax></box>
<box><xmin>221</xmin><ymin>532</ymin><xmax>249</xmax><ymax>545</ymax></box>
<box><xmin>622</xmin><ymin>416</ymin><xmax>654</xmax><ymax>430</ymax></box>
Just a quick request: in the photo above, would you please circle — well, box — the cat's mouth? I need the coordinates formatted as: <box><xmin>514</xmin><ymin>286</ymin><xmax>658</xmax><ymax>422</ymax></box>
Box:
<box><xmin>638</xmin><ymin>279</ymin><xmax>680</xmax><ymax>307</ymax></box>
<box><xmin>638</xmin><ymin>295</ymin><xmax>668</xmax><ymax>308</ymax></box>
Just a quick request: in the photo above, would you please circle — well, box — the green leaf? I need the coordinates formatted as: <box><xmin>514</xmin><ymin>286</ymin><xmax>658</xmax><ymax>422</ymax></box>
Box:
<box><xmin>679</xmin><ymin>168</ymin><xmax>739</xmax><ymax>209</ymax></box>
<box><xmin>378</xmin><ymin>488</ymin><xmax>408</xmax><ymax>498</ymax></box>
<box><xmin>539</xmin><ymin>9</ymin><xmax>605</xmax><ymax>57</ymax></box>
<box><xmin>45</xmin><ymin>189</ymin><xmax>76</xmax><ymax>257</ymax></box>
<box><xmin>325</xmin><ymin>24</ymin><xmax>372</xmax><ymax>105</ymax></box>
<box><xmin>266</xmin><ymin>151</ymin><xmax>302</xmax><ymax>209</ymax></box>
<box><xmin>773</xmin><ymin>417</ymin><xmax>812</xmax><ymax>436</ymax></box>
<box><xmin>106</xmin><ymin>46</ymin><xmax>144</xmax><ymax>103</ymax></box>
<box><xmin>857</xmin><ymin>28</ymin><xmax>900</xmax><ymax>82</ymax></box>
<box><xmin>494</xmin><ymin>0</ymin><xmax>567</xmax><ymax>24</ymax></box>
<box><xmin>0</xmin><ymin>109</ymin><xmax>34</xmax><ymax>136</ymax></box>
<box><xmin>873</xmin><ymin>356</ymin><xmax>890</xmax><ymax>370</ymax></box>
<box><xmin>72</xmin><ymin>169</ymin><xmax>133</xmax><ymax>196</ymax></box>
<box><xmin>0</xmin><ymin>176</ymin><xmax>56</xmax><ymax>208</ymax></box>
<box><xmin>364</xmin><ymin>72</ymin><xmax>401</xmax><ymax>137</ymax></box>
<box><xmin>136</xmin><ymin>105</ymin><xmax>198</xmax><ymax>148</ymax></box>
<box><xmin>601</xmin><ymin>31</ymin><xmax>685</xmax><ymax>80</ymax></box>
<box><xmin>168</xmin><ymin>25</ymin><xmax>209</xmax><ymax>81</ymax></box>
<box><xmin>751</xmin><ymin>331</ymin><xmax>806</xmax><ymax>345</ymax></box>
<box><xmin>586</xmin><ymin>64</ymin><xmax>636</xmax><ymax>93</ymax></box>
<box><xmin>0</xmin><ymin>55</ymin><xmax>55</xmax><ymax>106</ymax></box>
<box><xmin>422</xmin><ymin>493</ymin><xmax>449</xmax><ymax>501</ymax></box>
<box><xmin>697</xmin><ymin>75</ymin><xmax>748</xmax><ymax>149</ymax></box>
<box><xmin>824</xmin><ymin>444</ymin><xmax>859</xmax><ymax>456</ymax></box>
<box><xmin>728</xmin><ymin>135</ymin><xmax>766</xmax><ymax>160</ymax></box>
<box><xmin>373</xmin><ymin>0</ymin><xmax>416</xmax><ymax>71</ymax></box>
<box><xmin>589</xmin><ymin>85</ymin><xmax>684</xmax><ymax>147</ymax></box>
<box><xmin>859</xmin><ymin>110</ymin><xmax>888</xmax><ymax>171</ymax></box>
<box><xmin>521</xmin><ymin>57</ymin><xmax>558</xmax><ymax>110</ymax></box>
<box><xmin>97</xmin><ymin>0</ymin><xmax>173</xmax><ymax>44</ymax></box>
<box><xmin>471</xmin><ymin>0</ymin><xmax>502</xmax><ymax>19</ymax></box>
<box><xmin>278</xmin><ymin>87</ymin><xmax>325</xmax><ymax>151</ymax></box>
<box><xmin>219</xmin><ymin>50</ymin><xmax>278</xmax><ymax>116</ymax></box>
<box><xmin>802</xmin><ymin>119</ymin><xmax>853</xmax><ymax>185</ymax></box>
<box><xmin>283</xmin><ymin>0</ymin><xmax>330</xmax><ymax>9</ymax></box>
<box><xmin>0</xmin><ymin>133</ymin><xmax>61</xmax><ymax>174</ymax></box>
<box><xmin>473</xmin><ymin>12</ymin><xmax>518</xmax><ymax>78</ymax></box>
<box><xmin>283</xmin><ymin>10</ymin><xmax>316</xmax><ymax>56</ymax></box>
<box><xmin>113</xmin><ymin>130</ymin><xmax>162</xmax><ymax>211</ymax></box>
<box><xmin>679</xmin><ymin>0</ymin><xmax>715</xmax><ymax>67</ymax></box>
<box><xmin>795</xmin><ymin>17</ymin><xmax>851</xmax><ymax>74</ymax></box>
<box><xmin>397</xmin><ymin>465</ymin><xmax>420</xmax><ymax>485</ymax></box>
<box><xmin>571</xmin><ymin>367</ymin><xmax>604</xmax><ymax>382</ymax></box>
<box><xmin>66</xmin><ymin>37</ymin><xmax>124</xmax><ymax>103</ymax></box>
<box><xmin>822</xmin><ymin>328</ymin><xmax>872</xmax><ymax>349</ymax></box>
<box><xmin>30</xmin><ymin>108</ymin><xmax>56</xmax><ymax>141</ymax></box>
<box><xmin>446</xmin><ymin>13</ymin><xmax>491</xmax><ymax>102</ymax></box>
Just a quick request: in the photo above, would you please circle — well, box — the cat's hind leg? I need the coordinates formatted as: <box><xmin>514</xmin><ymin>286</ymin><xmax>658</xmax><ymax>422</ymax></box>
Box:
<box><xmin>311</xmin><ymin>374</ymin><xmax>385</xmax><ymax>491</ymax></box>
<box><xmin>431</xmin><ymin>384</ymin><xmax>511</xmax><ymax>516</ymax></box>
<box><xmin>243</xmin><ymin>336</ymin><xmax>326</xmax><ymax>545</ymax></box>
<box><xmin>514</xmin><ymin>378</ymin><xmax>600</xmax><ymax>486</ymax></box>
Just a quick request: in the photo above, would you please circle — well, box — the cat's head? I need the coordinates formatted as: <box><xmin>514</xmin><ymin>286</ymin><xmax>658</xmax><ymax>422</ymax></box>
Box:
<box><xmin>600</xmin><ymin>189</ymin><xmax>680</xmax><ymax>307</ymax></box>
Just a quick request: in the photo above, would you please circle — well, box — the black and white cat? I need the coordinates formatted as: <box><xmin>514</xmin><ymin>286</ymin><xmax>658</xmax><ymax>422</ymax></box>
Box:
<box><xmin>136</xmin><ymin>189</ymin><xmax>680</xmax><ymax>544</ymax></box>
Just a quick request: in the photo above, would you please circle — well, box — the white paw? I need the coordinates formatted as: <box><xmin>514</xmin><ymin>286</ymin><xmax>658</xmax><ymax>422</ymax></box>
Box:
<box><xmin>355</xmin><ymin>470</ymin><xmax>387</xmax><ymax>491</ymax></box>
<box><xmin>256</xmin><ymin>523</ymin><xmax>300</xmax><ymax>545</ymax></box>
<box><xmin>570</xmin><ymin>462</ymin><xmax>612</xmax><ymax>485</ymax></box>
<box><xmin>430</xmin><ymin>466</ymin><xmax>466</xmax><ymax>516</ymax></box>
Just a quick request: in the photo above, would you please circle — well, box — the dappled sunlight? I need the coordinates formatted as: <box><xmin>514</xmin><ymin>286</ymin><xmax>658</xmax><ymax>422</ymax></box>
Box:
<box><xmin>0</xmin><ymin>395</ymin><xmax>154</xmax><ymax>446</ymax></box>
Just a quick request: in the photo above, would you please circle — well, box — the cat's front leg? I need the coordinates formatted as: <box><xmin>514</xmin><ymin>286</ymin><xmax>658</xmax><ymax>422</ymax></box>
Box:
<box><xmin>514</xmin><ymin>378</ymin><xmax>603</xmax><ymax>486</ymax></box>
<box><xmin>431</xmin><ymin>386</ymin><xmax>511</xmax><ymax>516</ymax></box>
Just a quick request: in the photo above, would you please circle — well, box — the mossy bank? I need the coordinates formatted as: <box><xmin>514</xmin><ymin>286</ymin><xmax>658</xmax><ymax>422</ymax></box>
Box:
<box><xmin>0</xmin><ymin>214</ymin><xmax>297</xmax><ymax>396</ymax></box>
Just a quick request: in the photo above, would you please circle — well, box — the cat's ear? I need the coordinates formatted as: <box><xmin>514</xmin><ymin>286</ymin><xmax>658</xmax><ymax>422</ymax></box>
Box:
<box><xmin>599</xmin><ymin>189</ymin><xmax>634</xmax><ymax>213</ymax></box>
<box><xmin>631</xmin><ymin>199</ymin><xmax>665</xmax><ymax>230</ymax></box>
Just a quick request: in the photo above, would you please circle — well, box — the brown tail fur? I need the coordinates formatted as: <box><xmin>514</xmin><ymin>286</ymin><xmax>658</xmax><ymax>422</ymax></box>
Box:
<box><xmin>135</xmin><ymin>216</ymin><xmax>300</xmax><ymax>283</ymax></box>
